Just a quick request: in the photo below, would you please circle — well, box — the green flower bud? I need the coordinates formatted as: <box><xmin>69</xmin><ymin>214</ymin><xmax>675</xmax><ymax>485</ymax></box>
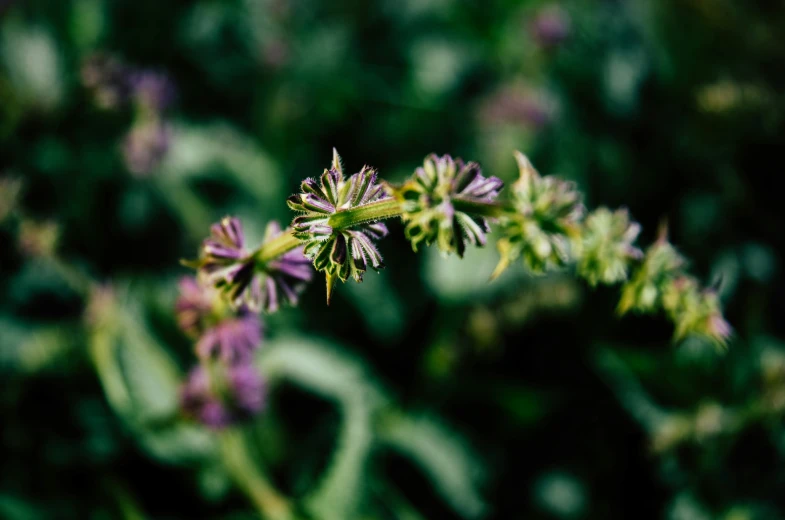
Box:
<box><xmin>493</xmin><ymin>151</ymin><xmax>583</xmax><ymax>278</ymax></box>
<box><xmin>576</xmin><ymin>207</ymin><xmax>642</xmax><ymax>286</ymax></box>
<box><xmin>388</xmin><ymin>154</ymin><xmax>504</xmax><ymax>257</ymax></box>
<box><xmin>617</xmin><ymin>228</ymin><xmax>686</xmax><ymax>315</ymax></box>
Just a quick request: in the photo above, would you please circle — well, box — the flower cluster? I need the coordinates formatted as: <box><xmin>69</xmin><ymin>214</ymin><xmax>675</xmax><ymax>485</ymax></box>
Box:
<box><xmin>529</xmin><ymin>4</ymin><xmax>572</xmax><ymax>48</ymax></box>
<box><xmin>387</xmin><ymin>154</ymin><xmax>504</xmax><ymax>257</ymax></box>
<box><xmin>188</xmin><ymin>217</ymin><xmax>312</xmax><ymax>312</ymax></box>
<box><xmin>661</xmin><ymin>276</ymin><xmax>731</xmax><ymax>346</ymax></box>
<box><xmin>176</xmin><ymin>277</ymin><xmax>266</xmax><ymax>429</ymax></box>
<box><xmin>617</xmin><ymin>228</ymin><xmax>732</xmax><ymax>347</ymax></box>
<box><xmin>576</xmin><ymin>207</ymin><xmax>642</xmax><ymax>286</ymax></box>
<box><xmin>492</xmin><ymin>151</ymin><xmax>584</xmax><ymax>278</ymax></box>
<box><xmin>180</xmin><ymin>363</ymin><xmax>265</xmax><ymax>429</ymax></box>
<box><xmin>80</xmin><ymin>53</ymin><xmax>176</xmax><ymax>176</ymax></box>
<box><xmin>617</xmin><ymin>229</ymin><xmax>687</xmax><ymax>314</ymax></box>
<box><xmin>183</xmin><ymin>148</ymin><xmax>731</xmax><ymax>354</ymax></box>
<box><xmin>287</xmin><ymin>149</ymin><xmax>389</xmax><ymax>301</ymax></box>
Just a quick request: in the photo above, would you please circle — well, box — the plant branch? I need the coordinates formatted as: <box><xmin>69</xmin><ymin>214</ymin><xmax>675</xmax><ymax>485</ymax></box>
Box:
<box><xmin>327</xmin><ymin>198</ymin><xmax>402</xmax><ymax>229</ymax></box>
<box><xmin>254</xmin><ymin>228</ymin><xmax>305</xmax><ymax>265</ymax></box>
<box><xmin>219</xmin><ymin>429</ymin><xmax>296</xmax><ymax>520</ymax></box>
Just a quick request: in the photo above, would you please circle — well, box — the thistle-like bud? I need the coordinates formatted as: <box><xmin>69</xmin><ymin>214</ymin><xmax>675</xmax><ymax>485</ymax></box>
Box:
<box><xmin>387</xmin><ymin>154</ymin><xmax>504</xmax><ymax>257</ymax></box>
<box><xmin>576</xmin><ymin>207</ymin><xmax>643</xmax><ymax>286</ymax></box>
<box><xmin>287</xmin><ymin>149</ymin><xmax>388</xmax><ymax>302</ymax></box>
<box><xmin>180</xmin><ymin>363</ymin><xmax>266</xmax><ymax>429</ymax></box>
<box><xmin>188</xmin><ymin>217</ymin><xmax>313</xmax><ymax>312</ymax></box>
<box><xmin>662</xmin><ymin>276</ymin><xmax>732</xmax><ymax>347</ymax></box>
<box><xmin>190</xmin><ymin>216</ymin><xmax>259</xmax><ymax>309</ymax></box>
<box><xmin>617</xmin><ymin>228</ymin><xmax>686</xmax><ymax>314</ymax></box>
<box><xmin>492</xmin><ymin>152</ymin><xmax>584</xmax><ymax>278</ymax></box>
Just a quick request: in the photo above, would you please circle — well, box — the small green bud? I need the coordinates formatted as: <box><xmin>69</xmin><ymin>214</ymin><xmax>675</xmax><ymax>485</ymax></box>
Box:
<box><xmin>492</xmin><ymin>151</ymin><xmax>583</xmax><ymax>278</ymax></box>
<box><xmin>576</xmin><ymin>207</ymin><xmax>642</xmax><ymax>286</ymax></box>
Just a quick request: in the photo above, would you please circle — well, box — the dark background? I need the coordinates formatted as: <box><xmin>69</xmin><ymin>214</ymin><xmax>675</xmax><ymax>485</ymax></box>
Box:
<box><xmin>2</xmin><ymin>0</ymin><xmax>785</xmax><ymax>518</ymax></box>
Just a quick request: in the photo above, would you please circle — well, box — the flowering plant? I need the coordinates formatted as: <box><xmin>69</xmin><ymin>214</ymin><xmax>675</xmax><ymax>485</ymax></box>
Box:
<box><xmin>175</xmin><ymin>148</ymin><xmax>731</xmax><ymax>435</ymax></box>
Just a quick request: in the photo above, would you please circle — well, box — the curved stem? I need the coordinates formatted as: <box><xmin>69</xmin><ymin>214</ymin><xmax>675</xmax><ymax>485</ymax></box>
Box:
<box><xmin>327</xmin><ymin>198</ymin><xmax>402</xmax><ymax>229</ymax></box>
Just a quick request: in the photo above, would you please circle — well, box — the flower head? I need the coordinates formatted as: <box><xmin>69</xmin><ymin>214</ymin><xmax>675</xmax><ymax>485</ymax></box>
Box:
<box><xmin>576</xmin><ymin>207</ymin><xmax>643</xmax><ymax>286</ymax></box>
<box><xmin>190</xmin><ymin>216</ymin><xmax>261</xmax><ymax>310</ymax></box>
<box><xmin>188</xmin><ymin>217</ymin><xmax>314</xmax><ymax>312</ymax></box>
<box><xmin>122</xmin><ymin>119</ymin><xmax>172</xmax><ymax>176</ymax></box>
<box><xmin>195</xmin><ymin>309</ymin><xmax>262</xmax><ymax>363</ymax></box>
<box><xmin>529</xmin><ymin>5</ymin><xmax>571</xmax><ymax>48</ymax></box>
<box><xmin>287</xmin><ymin>149</ymin><xmax>389</xmax><ymax>302</ymax></box>
<box><xmin>388</xmin><ymin>154</ymin><xmax>504</xmax><ymax>257</ymax></box>
<box><xmin>175</xmin><ymin>276</ymin><xmax>263</xmax><ymax>362</ymax></box>
<box><xmin>617</xmin><ymin>227</ymin><xmax>687</xmax><ymax>314</ymax></box>
<box><xmin>492</xmin><ymin>151</ymin><xmax>584</xmax><ymax>278</ymax></box>
<box><xmin>662</xmin><ymin>276</ymin><xmax>732</xmax><ymax>347</ymax></box>
<box><xmin>127</xmin><ymin>70</ymin><xmax>175</xmax><ymax>113</ymax></box>
<box><xmin>175</xmin><ymin>277</ymin><xmax>215</xmax><ymax>337</ymax></box>
<box><xmin>180</xmin><ymin>363</ymin><xmax>266</xmax><ymax>429</ymax></box>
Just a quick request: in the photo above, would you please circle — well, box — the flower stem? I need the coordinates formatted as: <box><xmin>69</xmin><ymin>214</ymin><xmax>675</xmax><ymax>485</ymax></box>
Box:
<box><xmin>219</xmin><ymin>429</ymin><xmax>295</xmax><ymax>520</ymax></box>
<box><xmin>254</xmin><ymin>228</ymin><xmax>305</xmax><ymax>265</ymax></box>
<box><xmin>327</xmin><ymin>197</ymin><xmax>403</xmax><ymax>229</ymax></box>
<box><xmin>451</xmin><ymin>197</ymin><xmax>514</xmax><ymax>219</ymax></box>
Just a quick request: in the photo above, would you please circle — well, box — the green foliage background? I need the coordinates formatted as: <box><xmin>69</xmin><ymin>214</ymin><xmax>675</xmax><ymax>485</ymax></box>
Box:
<box><xmin>1</xmin><ymin>0</ymin><xmax>784</xmax><ymax>518</ymax></box>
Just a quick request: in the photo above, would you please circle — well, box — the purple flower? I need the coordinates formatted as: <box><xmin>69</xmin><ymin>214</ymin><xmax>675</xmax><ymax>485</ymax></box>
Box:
<box><xmin>529</xmin><ymin>5</ymin><xmax>571</xmax><ymax>48</ymax></box>
<box><xmin>478</xmin><ymin>84</ymin><xmax>558</xmax><ymax>129</ymax></box>
<box><xmin>287</xmin><ymin>150</ymin><xmax>389</xmax><ymax>301</ymax></box>
<box><xmin>194</xmin><ymin>216</ymin><xmax>261</xmax><ymax>309</ymax></box>
<box><xmin>180</xmin><ymin>364</ymin><xmax>266</xmax><ymax>429</ymax></box>
<box><xmin>175</xmin><ymin>277</ymin><xmax>215</xmax><ymax>338</ymax></box>
<box><xmin>128</xmin><ymin>70</ymin><xmax>176</xmax><ymax>113</ymax></box>
<box><xmin>195</xmin><ymin>309</ymin><xmax>262</xmax><ymax>363</ymax></box>
<box><xmin>122</xmin><ymin>119</ymin><xmax>172</xmax><ymax>176</ymax></box>
<box><xmin>388</xmin><ymin>154</ymin><xmax>504</xmax><ymax>257</ymax></box>
<box><xmin>259</xmin><ymin>221</ymin><xmax>313</xmax><ymax>312</ymax></box>
<box><xmin>189</xmin><ymin>217</ymin><xmax>314</xmax><ymax>311</ymax></box>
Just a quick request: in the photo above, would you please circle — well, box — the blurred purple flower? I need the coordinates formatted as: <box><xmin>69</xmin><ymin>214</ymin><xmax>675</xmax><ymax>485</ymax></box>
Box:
<box><xmin>529</xmin><ymin>5</ymin><xmax>571</xmax><ymax>48</ymax></box>
<box><xmin>180</xmin><ymin>364</ymin><xmax>266</xmax><ymax>429</ymax></box>
<box><xmin>195</xmin><ymin>309</ymin><xmax>262</xmax><ymax>363</ymax></box>
<box><xmin>478</xmin><ymin>84</ymin><xmax>558</xmax><ymax>129</ymax></box>
<box><xmin>175</xmin><ymin>277</ymin><xmax>215</xmax><ymax>338</ymax></box>
<box><xmin>122</xmin><ymin>119</ymin><xmax>172</xmax><ymax>176</ymax></box>
<box><xmin>128</xmin><ymin>70</ymin><xmax>176</xmax><ymax>113</ymax></box>
<box><xmin>259</xmin><ymin>221</ymin><xmax>313</xmax><ymax>312</ymax></box>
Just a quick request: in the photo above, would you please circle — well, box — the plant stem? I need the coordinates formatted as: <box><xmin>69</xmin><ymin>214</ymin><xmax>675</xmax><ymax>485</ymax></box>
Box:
<box><xmin>219</xmin><ymin>429</ymin><xmax>294</xmax><ymax>520</ymax></box>
<box><xmin>451</xmin><ymin>197</ymin><xmax>514</xmax><ymax>219</ymax></box>
<box><xmin>254</xmin><ymin>229</ymin><xmax>305</xmax><ymax>265</ymax></box>
<box><xmin>327</xmin><ymin>198</ymin><xmax>402</xmax><ymax>229</ymax></box>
